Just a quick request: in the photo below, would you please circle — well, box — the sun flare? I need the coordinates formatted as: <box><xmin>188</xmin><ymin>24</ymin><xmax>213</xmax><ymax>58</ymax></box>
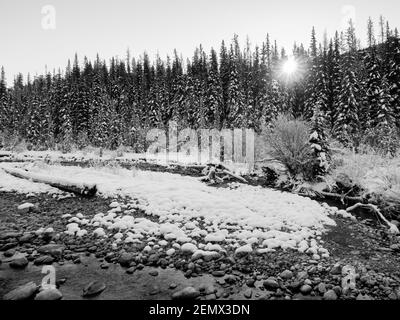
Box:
<box><xmin>282</xmin><ymin>56</ymin><xmax>298</xmax><ymax>75</ymax></box>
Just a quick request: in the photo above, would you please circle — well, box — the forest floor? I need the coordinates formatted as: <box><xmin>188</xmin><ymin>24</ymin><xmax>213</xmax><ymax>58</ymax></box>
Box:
<box><xmin>1</xmin><ymin>165</ymin><xmax>400</xmax><ymax>300</ymax></box>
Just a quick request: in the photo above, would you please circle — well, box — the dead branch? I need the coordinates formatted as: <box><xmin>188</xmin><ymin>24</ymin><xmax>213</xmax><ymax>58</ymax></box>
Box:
<box><xmin>222</xmin><ymin>169</ymin><xmax>247</xmax><ymax>183</ymax></box>
<box><xmin>346</xmin><ymin>203</ymin><xmax>399</xmax><ymax>234</ymax></box>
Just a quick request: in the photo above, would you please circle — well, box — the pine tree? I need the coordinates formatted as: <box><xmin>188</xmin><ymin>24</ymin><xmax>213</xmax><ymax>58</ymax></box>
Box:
<box><xmin>334</xmin><ymin>20</ymin><xmax>361</xmax><ymax>147</ymax></box>
<box><xmin>226</xmin><ymin>45</ymin><xmax>245</xmax><ymax>128</ymax></box>
<box><xmin>204</xmin><ymin>48</ymin><xmax>222</xmax><ymax>128</ymax></box>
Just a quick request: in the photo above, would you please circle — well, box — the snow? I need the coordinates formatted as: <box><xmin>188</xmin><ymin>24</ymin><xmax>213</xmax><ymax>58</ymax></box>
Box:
<box><xmin>0</xmin><ymin>161</ymin><xmax>338</xmax><ymax>256</ymax></box>
<box><xmin>181</xmin><ymin>243</ymin><xmax>198</xmax><ymax>254</ymax></box>
<box><xmin>0</xmin><ymin>168</ymin><xmax>61</xmax><ymax>195</ymax></box>
<box><xmin>17</xmin><ymin>203</ymin><xmax>35</xmax><ymax>211</ymax></box>
<box><xmin>235</xmin><ymin>244</ymin><xmax>253</xmax><ymax>255</ymax></box>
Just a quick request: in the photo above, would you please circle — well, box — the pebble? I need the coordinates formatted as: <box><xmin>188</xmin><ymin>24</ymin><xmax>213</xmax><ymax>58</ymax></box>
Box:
<box><xmin>3</xmin><ymin>282</ymin><xmax>38</xmax><ymax>300</ymax></box>
<box><xmin>10</xmin><ymin>256</ymin><xmax>29</xmax><ymax>269</ymax></box>
<box><xmin>280</xmin><ymin>270</ymin><xmax>293</xmax><ymax>279</ymax></box>
<box><xmin>82</xmin><ymin>281</ymin><xmax>106</xmax><ymax>297</ymax></box>
<box><xmin>263</xmin><ymin>278</ymin><xmax>279</xmax><ymax>290</ymax></box>
<box><xmin>149</xmin><ymin>270</ymin><xmax>159</xmax><ymax>276</ymax></box>
<box><xmin>172</xmin><ymin>287</ymin><xmax>200</xmax><ymax>300</ymax></box>
<box><xmin>246</xmin><ymin>278</ymin><xmax>256</xmax><ymax>287</ymax></box>
<box><xmin>212</xmin><ymin>270</ymin><xmax>225</xmax><ymax>277</ymax></box>
<box><xmin>317</xmin><ymin>283</ymin><xmax>327</xmax><ymax>294</ymax></box>
<box><xmin>323</xmin><ymin>290</ymin><xmax>338</xmax><ymax>300</ymax></box>
<box><xmin>126</xmin><ymin>267</ymin><xmax>136</xmax><ymax>274</ymax></box>
<box><xmin>356</xmin><ymin>293</ymin><xmax>373</xmax><ymax>300</ymax></box>
<box><xmin>169</xmin><ymin>283</ymin><xmax>178</xmax><ymax>289</ymax></box>
<box><xmin>4</xmin><ymin>249</ymin><xmax>16</xmax><ymax>257</ymax></box>
<box><xmin>243</xmin><ymin>289</ymin><xmax>253</xmax><ymax>299</ymax></box>
<box><xmin>38</xmin><ymin>244</ymin><xmax>64</xmax><ymax>258</ymax></box>
<box><xmin>297</xmin><ymin>271</ymin><xmax>308</xmax><ymax>280</ymax></box>
<box><xmin>19</xmin><ymin>233</ymin><xmax>35</xmax><ymax>243</ymax></box>
<box><xmin>35</xmin><ymin>288</ymin><xmax>63</xmax><ymax>300</ymax></box>
<box><xmin>330</xmin><ymin>263</ymin><xmax>342</xmax><ymax>275</ymax></box>
<box><xmin>118</xmin><ymin>252</ymin><xmax>135</xmax><ymax>267</ymax></box>
<box><xmin>34</xmin><ymin>255</ymin><xmax>55</xmax><ymax>265</ymax></box>
<box><xmin>300</xmin><ymin>285</ymin><xmax>312</xmax><ymax>295</ymax></box>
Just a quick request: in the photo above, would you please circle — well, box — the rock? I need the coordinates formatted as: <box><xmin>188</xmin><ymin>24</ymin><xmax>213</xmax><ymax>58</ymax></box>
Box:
<box><xmin>234</xmin><ymin>244</ymin><xmax>253</xmax><ymax>256</ymax></box>
<box><xmin>297</xmin><ymin>271</ymin><xmax>308</xmax><ymax>280</ymax></box>
<box><xmin>333</xmin><ymin>286</ymin><xmax>342</xmax><ymax>296</ymax></box>
<box><xmin>118</xmin><ymin>252</ymin><xmax>135</xmax><ymax>267</ymax></box>
<box><xmin>388</xmin><ymin>292</ymin><xmax>398</xmax><ymax>300</ymax></box>
<box><xmin>10</xmin><ymin>256</ymin><xmax>29</xmax><ymax>269</ymax></box>
<box><xmin>149</xmin><ymin>285</ymin><xmax>160</xmax><ymax>295</ymax></box>
<box><xmin>330</xmin><ymin>263</ymin><xmax>342</xmax><ymax>275</ymax></box>
<box><xmin>100</xmin><ymin>262</ymin><xmax>110</xmax><ymax>269</ymax></box>
<box><xmin>317</xmin><ymin>283</ymin><xmax>327</xmax><ymax>294</ymax></box>
<box><xmin>3</xmin><ymin>282</ymin><xmax>38</xmax><ymax>300</ymax></box>
<box><xmin>300</xmin><ymin>284</ymin><xmax>312</xmax><ymax>295</ymax></box>
<box><xmin>35</xmin><ymin>288</ymin><xmax>63</xmax><ymax>300</ymax></box>
<box><xmin>38</xmin><ymin>244</ymin><xmax>64</xmax><ymax>258</ymax></box>
<box><xmin>263</xmin><ymin>278</ymin><xmax>279</xmax><ymax>290</ymax></box>
<box><xmin>149</xmin><ymin>270</ymin><xmax>159</xmax><ymax>276</ymax></box>
<box><xmin>288</xmin><ymin>281</ymin><xmax>302</xmax><ymax>291</ymax></box>
<box><xmin>224</xmin><ymin>275</ymin><xmax>237</xmax><ymax>284</ymax></box>
<box><xmin>0</xmin><ymin>231</ymin><xmax>22</xmax><ymax>240</ymax></box>
<box><xmin>212</xmin><ymin>270</ymin><xmax>225</xmax><ymax>277</ymax></box>
<box><xmin>126</xmin><ymin>267</ymin><xmax>136</xmax><ymax>274</ymax></box>
<box><xmin>181</xmin><ymin>243</ymin><xmax>197</xmax><ymax>254</ymax></box>
<box><xmin>356</xmin><ymin>294</ymin><xmax>373</xmax><ymax>300</ymax></box>
<box><xmin>169</xmin><ymin>283</ymin><xmax>178</xmax><ymax>289</ymax></box>
<box><xmin>19</xmin><ymin>233</ymin><xmax>35</xmax><ymax>243</ymax></box>
<box><xmin>172</xmin><ymin>287</ymin><xmax>200</xmax><ymax>300</ymax></box>
<box><xmin>280</xmin><ymin>270</ymin><xmax>294</xmax><ymax>280</ymax></box>
<box><xmin>17</xmin><ymin>202</ymin><xmax>35</xmax><ymax>213</ymax></box>
<box><xmin>246</xmin><ymin>278</ymin><xmax>255</xmax><ymax>287</ymax></box>
<box><xmin>82</xmin><ymin>281</ymin><xmax>106</xmax><ymax>297</ymax></box>
<box><xmin>323</xmin><ymin>290</ymin><xmax>338</xmax><ymax>300</ymax></box>
<box><xmin>243</xmin><ymin>289</ymin><xmax>253</xmax><ymax>299</ymax></box>
<box><xmin>205</xmin><ymin>293</ymin><xmax>217</xmax><ymax>300</ymax></box>
<box><xmin>34</xmin><ymin>255</ymin><xmax>55</xmax><ymax>265</ymax></box>
<box><xmin>4</xmin><ymin>249</ymin><xmax>16</xmax><ymax>257</ymax></box>
<box><xmin>0</xmin><ymin>242</ymin><xmax>18</xmax><ymax>251</ymax></box>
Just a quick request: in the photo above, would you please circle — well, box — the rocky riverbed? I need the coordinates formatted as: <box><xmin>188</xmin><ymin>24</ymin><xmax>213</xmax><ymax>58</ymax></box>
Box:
<box><xmin>1</xmin><ymin>191</ymin><xmax>400</xmax><ymax>300</ymax></box>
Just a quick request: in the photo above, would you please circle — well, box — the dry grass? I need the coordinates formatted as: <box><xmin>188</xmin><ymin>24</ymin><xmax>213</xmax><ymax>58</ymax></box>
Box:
<box><xmin>329</xmin><ymin>146</ymin><xmax>400</xmax><ymax>200</ymax></box>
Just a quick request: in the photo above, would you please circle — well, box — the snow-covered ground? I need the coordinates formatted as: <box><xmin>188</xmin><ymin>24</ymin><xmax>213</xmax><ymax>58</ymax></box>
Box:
<box><xmin>0</xmin><ymin>161</ymin><xmax>342</xmax><ymax>260</ymax></box>
<box><xmin>0</xmin><ymin>149</ymin><xmax>251</xmax><ymax>174</ymax></box>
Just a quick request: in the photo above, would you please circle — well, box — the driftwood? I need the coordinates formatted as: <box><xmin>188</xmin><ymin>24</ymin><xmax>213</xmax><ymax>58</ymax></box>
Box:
<box><xmin>2</xmin><ymin>168</ymin><xmax>97</xmax><ymax>197</ymax></box>
<box><xmin>199</xmin><ymin>164</ymin><xmax>247</xmax><ymax>184</ymax></box>
<box><xmin>346</xmin><ymin>202</ymin><xmax>399</xmax><ymax>234</ymax></box>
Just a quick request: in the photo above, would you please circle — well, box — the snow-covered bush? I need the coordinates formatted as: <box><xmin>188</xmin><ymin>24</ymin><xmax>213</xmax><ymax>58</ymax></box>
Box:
<box><xmin>264</xmin><ymin>114</ymin><xmax>316</xmax><ymax>180</ymax></box>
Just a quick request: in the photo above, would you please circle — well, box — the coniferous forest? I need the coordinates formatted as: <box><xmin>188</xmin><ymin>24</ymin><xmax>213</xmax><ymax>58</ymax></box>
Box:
<box><xmin>4</xmin><ymin>2</ymin><xmax>400</xmax><ymax>304</ymax></box>
<box><xmin>0</xmin><ymin>18</ymin><xmax>399</xmax><ymax>154</ymax></box>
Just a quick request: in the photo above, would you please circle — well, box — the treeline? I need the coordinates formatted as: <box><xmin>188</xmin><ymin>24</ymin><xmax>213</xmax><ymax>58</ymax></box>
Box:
<box><xmin>0</xmin><ymin>17</ymin><xmax>399</xmax><ymax>153</ymax></box>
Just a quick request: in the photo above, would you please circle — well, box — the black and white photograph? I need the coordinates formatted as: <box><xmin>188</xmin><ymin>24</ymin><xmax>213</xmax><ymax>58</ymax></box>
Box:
<box><xmin>0</xmin><ymin>0</ymin><xmax>400</xmax><ymax>311</ymax></box>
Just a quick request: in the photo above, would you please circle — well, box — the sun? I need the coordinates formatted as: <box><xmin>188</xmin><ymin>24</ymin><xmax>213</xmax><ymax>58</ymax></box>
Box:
<box><xmin>282</xmin><ymin>56</ymin><xmax>298</xmax><ymax>75</ymax></box>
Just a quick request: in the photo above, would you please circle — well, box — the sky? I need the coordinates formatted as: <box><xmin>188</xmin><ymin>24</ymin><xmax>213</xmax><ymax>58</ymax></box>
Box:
<box><xmin>1</xmin><ymin>0</ymin><xmax>399</xmax><ymax>84</ymax></box>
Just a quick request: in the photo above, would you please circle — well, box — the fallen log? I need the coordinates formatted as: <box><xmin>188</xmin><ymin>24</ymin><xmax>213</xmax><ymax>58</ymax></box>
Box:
<box><xmin>318</xmin><ymin>191</ymin><xmax>363</xmax><ymax>204</ymax></box>
<box><xmin>346</xmin><ymin>203</ymin><xmax>399</xmax><ymax>234</ymax></box>
<box><xmin>2</xmin><ymin>167</ymin><xmax>97</xmax><ymax>197</ymax></box>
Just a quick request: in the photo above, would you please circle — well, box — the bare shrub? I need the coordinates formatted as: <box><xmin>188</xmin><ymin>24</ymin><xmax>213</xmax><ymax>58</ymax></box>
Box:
<box><xmin>264</xmin><ymin>114</ymin><xmax>315</xmax><ymax>180</ymax></box>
